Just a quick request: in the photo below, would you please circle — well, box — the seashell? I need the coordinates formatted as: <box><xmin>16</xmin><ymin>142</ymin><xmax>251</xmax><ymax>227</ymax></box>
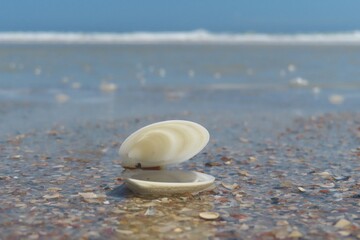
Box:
<box><xmin>199</xmin><ymin>211</ymin><xmax>220</xmax><ymax>220</ymax></box>
<box><xmin>124</xmin><ymin>170</ymin><xmax>215</xmax><ymax>195</ymax></box>
<box><xmin>119</xmin><ymin>120</ymin><xmax>214</xmax><ymax>195</ymax></box>
<box><xmin>119</xmin><ymin>120</ymin><xmax>210</xmax><ymax>169</ymax></box>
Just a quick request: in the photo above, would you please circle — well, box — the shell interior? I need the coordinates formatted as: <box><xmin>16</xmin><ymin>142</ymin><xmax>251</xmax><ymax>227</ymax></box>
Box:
<box><xmin>125</xmin><ymin>170</ymin><xmax>215</xmax><ymax>195</ymax></box>
<box><xmin>119</xmin><ymin>120</ymin><xmax>209</xmax><ymax>168</ymax></box>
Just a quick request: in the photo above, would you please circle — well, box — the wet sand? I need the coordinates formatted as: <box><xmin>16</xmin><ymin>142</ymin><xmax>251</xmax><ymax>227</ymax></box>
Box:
<box><xmin>1</xmin><ymin>112</ymin><xmax>359</xmax><ymax>239</ymax></box>
<box><xmin>1</xmin><ymin>44</ymin><xmax>360</xmax><ymax>239</ymax></box>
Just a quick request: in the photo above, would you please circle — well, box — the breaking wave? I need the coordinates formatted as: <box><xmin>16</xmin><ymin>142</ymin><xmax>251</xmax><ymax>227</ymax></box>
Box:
<box><xmin>2</xmin><ymin>30</ymin><xmax>360</xmax><ymax>44</ymax></box>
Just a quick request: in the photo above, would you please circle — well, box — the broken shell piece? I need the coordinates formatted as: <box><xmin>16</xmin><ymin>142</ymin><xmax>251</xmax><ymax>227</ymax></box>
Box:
<box><xmin>199</xmin><ymin>212</ymin><xmax>220</xmax><ymax>220</ymax></box>
<box><xmin>125</xmin><ymin>170</ymin><xmax>215</xmax><ymax>195</ymax></box>
<box><xmin>119</xmin><ymin>120</ymin><xmax>214</xmax><ymax>195</ymax></box>
<box><xmin>119</xmin><ymin>120</ymin><xmax>209</xmax><ymax>169</ymax></box>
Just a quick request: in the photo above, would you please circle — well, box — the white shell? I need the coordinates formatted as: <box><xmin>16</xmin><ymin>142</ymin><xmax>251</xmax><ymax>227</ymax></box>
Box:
<box><xmin>125</xmin><ymin>170</ymin><xmax>215</xmax><ymax>195</ymax></box>
<box><xmin>119</xmin><ymin>120</ymin><xmax>209</xmax><ymax>168</ymax></box>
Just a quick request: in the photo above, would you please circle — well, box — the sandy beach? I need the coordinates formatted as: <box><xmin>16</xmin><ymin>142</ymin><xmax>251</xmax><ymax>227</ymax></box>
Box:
<box><xmin>1</xmin><ymin>44</ymin><xmax>360</xmax><ymax>239</ymax></box>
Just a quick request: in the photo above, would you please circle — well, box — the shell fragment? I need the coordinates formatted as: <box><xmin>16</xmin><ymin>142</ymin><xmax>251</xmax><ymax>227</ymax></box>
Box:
<box><xmin>199</xmin><ymin>212</ymin><xmax>220</xmax><ymax>220</ymax></box>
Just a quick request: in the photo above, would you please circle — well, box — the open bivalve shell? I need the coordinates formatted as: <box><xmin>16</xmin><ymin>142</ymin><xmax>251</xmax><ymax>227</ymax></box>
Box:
<box><xmin>124</xmin><ymin>170</ymin><xmax>215</xmax><ymax>195</ymax></box>
<box><xmin>119</xmin><ymin>120</ymin><xmax>215</xmax><ymax>195</ymax></box>
<box><xmin>119</xmin><ymin>120</ymin><xmax>210</xmax><ymax>169</ymax></box>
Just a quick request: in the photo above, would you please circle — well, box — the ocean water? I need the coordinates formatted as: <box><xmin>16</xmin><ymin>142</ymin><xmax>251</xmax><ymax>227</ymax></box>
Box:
<box><xmin>0</xmin><ymin>34</ymin><xmax>360</xmax><ymax>135</ymax></box>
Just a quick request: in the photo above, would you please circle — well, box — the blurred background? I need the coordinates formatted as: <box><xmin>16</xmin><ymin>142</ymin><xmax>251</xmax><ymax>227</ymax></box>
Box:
<box><xmin>0</xmin><ymin>0</ymin><xmax>359</xmax><ymax>133</ymax></box>
<box><xmin>2</xmin><ymin>0</ymin><xmax>360</xmax><ymax>33</ymax></box>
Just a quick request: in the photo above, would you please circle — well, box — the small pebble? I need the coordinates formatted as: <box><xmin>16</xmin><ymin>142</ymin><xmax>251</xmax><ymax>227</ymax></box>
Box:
<box><xmin>288</xmin><ymin>64</ymin><xmax>296</xmax><ymax>72</ymax></box>
<box><xmin>221</xmin><ymin>182</ymin><xmax>239</xmax><ymax>190</ymax></box>
<box><xmin>334</xmin><ymin>219</ymin><xmax>351</xmax><ymax>229</ymax></box>
<box><xmin>78</xmin><ymin>192</ymin><xmax>98</xmax><ymax>199</ymax></box>
<box><xmin>338</xmin><ymin>231</ymin><xmax>351</xmax><ymax>237</ymax></box>
<box><xmin>298</xmin><ymin>187</ymin><xmax>306</xmax><ymax>192</ymax></box>
<box><xmin>199</xmin><ymin>212</ymin><xmax>220</xmax><ymax>220</ymax></box>
<box><xmin>289</xmin><ymin>77</ymin><xmax>309</xmax><ymax>87</ymax></box>
<box><xmin>288</xmin><ymin>230</ymin><xmax>303</xmax><ymax>238</ymax></box>
<box><xmin>100</xmin><ymin>82</ymin><xmax>117</xmax><ymax>92</ymax></box>
<box><xmin>329</xmin><ymin>94</ymin><xmax>344</xmax><ymax>105</ymax></box>
<box><xmin>43</xmin><ymin>193</ymin><xmax>61</xmax><ymax>199</ymax></box>
<box><xmin>55</xmin><ymin>94</ymin><xmax>69</xmax><ymax>103</ymax></box>
<box><xmin>71</xmin><ymin>82</ymin><xmax>81</xmax><ymax>89</ymax></box>
<box><xmin>173</xmin><ymin>228</ymin><xmax>183</xmax><ymax>233</ymax></box>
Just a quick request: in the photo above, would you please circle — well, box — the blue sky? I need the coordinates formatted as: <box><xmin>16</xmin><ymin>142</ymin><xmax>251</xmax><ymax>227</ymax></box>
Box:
<box><xmin>1</xmin><ymin>0</ymin><xmax>360</xmax><ymax>33</ymax></box>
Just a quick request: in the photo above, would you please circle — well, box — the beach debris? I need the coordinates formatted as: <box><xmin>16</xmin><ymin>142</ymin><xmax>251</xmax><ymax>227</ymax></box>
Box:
<box><xmin>144</xmin><ymin>206</ymin><xmax>156</xmax><ymax>216</ymax></box>
<box><xmin>289</xmin><ymin>77</ymin><xmax>309</xmax><ymax>87</ymax></box>
<box><xmin>246</xmin><ymin>68</ymin><xmax>254</xmax><ymax>75</ymax></box>
<box><xmin>8</xmin><ymin>62</ymin><xmax>17</xmax><ymax>70</ymax></box>
<box><xmin>239</xmin><ymin>224</ymin><xmax>250</xmax><ymax>230</ymax></box>
<box><xmin>239</xmin><ymin>137</ymin><xmax>249</xmax><ymax>143</ymax></box>
<box><xmin>317</xmin><ymin>171</ymin><xmax>332</xmax><ymax>179</ymax></box>
<box><xmin>338</xmin><ymin>231</ymin><xmax>351</xmax><ymax>237</ymax></box>
<box><xmin>0</xmin><ymin>176</ymin><xmax>11</xmax><ymax>181</ymax></box>
<box><xmin>333</xmin><ymin>175</ymin><xmax>350</xmax><ymax>181</ymax></box>
<box><xmin>276</xmin><ymin>220</ymin><xmax>289</xmax><ymax>226</ymax></box>
<box><xmin>350</xmin><ymin>194</ymin><xmax>360</xmax><ymax>198</ymax></box>
<box><xmin>312</xmin><ymin>87</ymin><xmax>321</xmax><ymax>94</ymax></box>
<box><xmin>334</xmin><ymin>219</ymin><xmax>351</xmax><ymax>229</ymax></box>
<box><xmin>188</xmin><ymin>69</ymin><xmax>195</xmax><ymax>78</ymax></box>
<box><xmin>271</xmin><ymin>197</ymin><xmax>280</xmax><ymax>204</ymax></box>
<box><xmin>288</xmin><ymin>64</ymin><xmax>296</xmax><ymax>72</ymax></box>
<box><xmin>7</xmin><ymin>134</ymin><xmax>27</xmax><ymax>145</ymax></box>
<box><xmin>199</xmin><ymin>212</ymin><xmax>220</xmax><ymax>220</ymax></box>
<box><xmin>238</xmin><ymin>170</ymin><xmax>251</xmax><ymax>177</ymax></box>
<box><xmin>288</xmin><ymin>230</ymin><xmax>303</xmax><ymax>238</ymax></box>
<box><xmin>220</xmin><ymin>156</ymin><xmax>232</xmax><ymax>163</ymax></box>
<box><xmin>14</xmin><ymin>203</ymin><xmax>27</xmax><ymax>208</ymax></box>
<box><xmin>119</xmin><ymin>120</ymin><xmax>215</xmax><ymax>195</ymax></box>
<box><xmin>47</xmin><ymin>187</ymin><xmax>62</xmax><ymax>192</ymax></box>
<box><xmin>34</xmin><ymin>67</ymin><xmax>42</xmax><ymax>75</ymax></box>
<box><xmin>78</xmin><ymin>192</ymin><xmax>106</xmax><ymax>203</ymax></box>
<box><xmin>159</xmin><ymin>68</ymin><xmax>166</xmax><ymax>77</ymax></box>
<box><xmin>71</xmin><ymin>82</ymin><xmax>81</xmax><ymax>89</ymax></box>
<box><xmin>213</xmin><ymin>72</ymin><xmax>222</xmax><ymax>79</ymax></box>
<box><xmin>280</xmin><ymin>69</ymin><xmax>287</xmax><ymax>76</ymax></box>
<box><xmin>205</xmin><ymin>162</ymin><xmax>222</xmax><ymax>167</ymax></box>
<box><xmin>55</xmin><ymin>93</ymin><xmax>69</xmax><ymax>103</ymax></box>
<box><xmin>115</xmin><ymin>229</ymin><xmax>133</xmax><ymax>235</ymax></box>
<box><xmin>165</xmin><ymin>91</ymin><xmax>186</xmax><ymax>101</ymax></box>
<box><xmin>221</xmin><ymin>182</ymin><xmax>239</xmax><ymax>190</ymax></box>
<box><xmin>43</xmin><ymin>193</ymin><xmax>61</xmax><ymax>200</ymax></box>
<box><xmin>329</xmin><ymin>94</ymin><xmax>344</xmax><ymax>105</ymax></box>
<box><xmin>62</xmin><ymin>76</ymin><xmax>69</xmax><ymax>83</ymax></box>
<box><xmin>100</xmin><ymin>82</ymin><xmax>117</xmax><ymax>92</ymax></box>
<box><xmin>78</xmin><ymin>192</ymin><xmax>98</xmax><ymax>199</ymax></box>
<box><xmin>297</xmin><ymin>186</ymin><xmax>306</xmax><ymax>192</ymax></box>
<box><xmin>10</xmin><ymin>155</ymin><xmax>22</xmax><ymax>160</ymax></box>
<box><xmin>173</xmin><ymin>228</ymin><xmax>183</xmax><ymax>233</ymax></box>
<box><xmin>148</xmin><ymin>65</ymin><xmax>155</xmax><ymax>73</ymax></box>
<box><xmin>319</xmin><ymin>182</ymin><xmax>335</xmax><ymax>188</ymax></box>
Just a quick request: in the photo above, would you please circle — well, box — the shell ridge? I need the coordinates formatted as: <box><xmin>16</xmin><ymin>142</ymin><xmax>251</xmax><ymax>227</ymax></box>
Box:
<box><xmin>119</xmin><ymin>120</ymin><xmax>209</xmax><ymax>168</ymax></box>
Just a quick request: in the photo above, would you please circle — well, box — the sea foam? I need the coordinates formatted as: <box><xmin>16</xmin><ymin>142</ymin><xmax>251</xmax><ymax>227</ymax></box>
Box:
<box><xmin>1</xmin><ymin>30</ymin><xmax>360</xmax><ymax>44</ymax></box>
